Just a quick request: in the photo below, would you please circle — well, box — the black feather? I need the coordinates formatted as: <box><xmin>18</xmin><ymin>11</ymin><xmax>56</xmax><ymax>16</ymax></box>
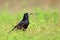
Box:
<box><xmin>9</xmin><ymin>13</ymin><xmax>29</xmax><ymax>32</ymax></box>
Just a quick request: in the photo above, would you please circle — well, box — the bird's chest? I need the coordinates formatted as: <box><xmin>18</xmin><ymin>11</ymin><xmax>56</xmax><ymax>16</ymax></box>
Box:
<box><xmin>23</xmin><ymin>20</ymin><xmax>29</xmax><ymax>25</ymax></box>
<box><xmin>25</xmin><ymin>21</ymin><xmax>29</xmax><ymax>24</ymax></box>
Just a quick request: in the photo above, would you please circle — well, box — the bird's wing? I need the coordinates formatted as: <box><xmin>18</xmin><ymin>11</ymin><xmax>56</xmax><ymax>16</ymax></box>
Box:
<box><xmin>18</xmin><ymin>21</ymin><xmax>25</xmax><ymax>27</ymax></box>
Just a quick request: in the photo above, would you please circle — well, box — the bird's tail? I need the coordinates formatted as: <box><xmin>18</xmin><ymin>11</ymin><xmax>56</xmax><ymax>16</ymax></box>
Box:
<box><xmin>8</xmin><ymin>26</ymin><xmax>16</xmax><ymax>33</ymax></box>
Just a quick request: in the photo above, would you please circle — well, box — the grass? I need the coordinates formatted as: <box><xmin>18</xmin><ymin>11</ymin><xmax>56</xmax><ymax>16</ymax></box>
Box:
<box><xmin>0</xmin><ymin>8</ymin><xmax>60</xmax><ymax>40</ymax></box>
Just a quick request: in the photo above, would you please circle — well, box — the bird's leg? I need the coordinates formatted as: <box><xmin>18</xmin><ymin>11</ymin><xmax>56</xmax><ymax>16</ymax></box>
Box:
<box><xmin>23</xmin><ymin>29</ymin><xmax>26</xmax><ymax>31</ymax></box>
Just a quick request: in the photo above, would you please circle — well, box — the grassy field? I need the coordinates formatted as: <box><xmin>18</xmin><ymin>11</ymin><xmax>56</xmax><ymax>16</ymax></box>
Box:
<box><xmin>0</xmin><ymin>8</ymin><xmax>60</xmax><ymax>40</ymax></box>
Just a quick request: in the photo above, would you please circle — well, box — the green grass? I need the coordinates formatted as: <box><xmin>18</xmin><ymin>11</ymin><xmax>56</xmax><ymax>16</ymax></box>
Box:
<box><xmin>0</xmin><ymin>8</ymin><xmax>60</xmax><ymax>40</ymax></box>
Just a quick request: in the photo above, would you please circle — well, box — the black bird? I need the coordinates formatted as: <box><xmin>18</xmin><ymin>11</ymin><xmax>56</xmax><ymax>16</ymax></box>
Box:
<box><xmin>9</xmin><ymin>13</ymin><xmax>31</xmax><ymax>32</ymax></box>
<box><xmin>15</xmin><ymin>13</ymin><xmax>29</xmax><ymax>31</ymax></box>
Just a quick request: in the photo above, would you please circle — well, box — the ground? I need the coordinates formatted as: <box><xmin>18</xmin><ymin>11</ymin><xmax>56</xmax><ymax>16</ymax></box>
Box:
<box><xmin>0</xmin><ymin>8</ymin><xmax>60</xmax><ymax>40</ymax></box>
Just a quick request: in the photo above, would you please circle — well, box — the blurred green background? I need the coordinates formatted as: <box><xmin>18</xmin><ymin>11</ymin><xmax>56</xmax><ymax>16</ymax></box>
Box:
<box><xmin>0</xmin><ymin>0</ymin><xmax>60</xmax><ymax>40</ymax></box>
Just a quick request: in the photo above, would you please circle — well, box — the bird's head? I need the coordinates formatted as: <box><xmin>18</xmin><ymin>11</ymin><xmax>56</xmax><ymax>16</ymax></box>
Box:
<box><xmin>22</xmin><ymin>13</ymin><xmax>28</xmax><ymax>20</ymax></box>
<box><xmin>24</xmin><ymin>12</ymin><xmax>33</xmax><ymax>17</ymax></box>
<box><xmin>23</xmin><ymin>13</ymin><xmax>33</xmax><ymax>20</ymax></box>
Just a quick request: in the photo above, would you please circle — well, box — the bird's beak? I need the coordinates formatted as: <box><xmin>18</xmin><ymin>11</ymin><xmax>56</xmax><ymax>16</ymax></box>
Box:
<box><xmin>28</xmin><ymin>13</ymin><xmax>33</xmax><ymax>16</ymax></box>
